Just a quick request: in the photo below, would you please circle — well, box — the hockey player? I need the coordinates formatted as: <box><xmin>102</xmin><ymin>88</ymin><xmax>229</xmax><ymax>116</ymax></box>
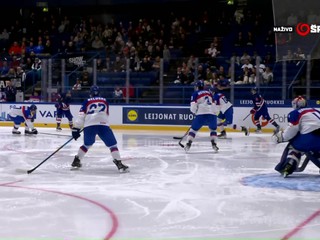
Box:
<box><xmin>210</xmin><ymin>87</ymin><xmax>249</xmax><ymax>138</ymax></box>
<box><xmin>273</xmin><ymin>96</ymin><xmax>320</xmax><ymax>177</ymax></box>
<box><xmin>184</xmin><ymin>80</ymin><xmax>219</xmax><ymax>152</ymax></box>
<box><xmin>55</xmin><ymin>91</ymin><xmax>73</xmax><ymax>131</ymax></box>
<box><xmin>71</xmin><ymin>85</ymin><xmax>129</xmax><ymax>173</ymax></box>
<box><xmin>250</xmin><ymin>87</ymin><xmax>280</xmax><ymax>133</ymax></box>
<box><xmin>8</xmin><ymin>104</ymin><xmax>38</xmax><ymax>135</ymax></box>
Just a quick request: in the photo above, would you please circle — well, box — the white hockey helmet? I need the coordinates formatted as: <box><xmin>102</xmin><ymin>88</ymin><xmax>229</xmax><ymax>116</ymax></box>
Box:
<box><xmin>292</xmin><ymin>96</ymin><xmax>307</xmax><ymax>109</ymax></box>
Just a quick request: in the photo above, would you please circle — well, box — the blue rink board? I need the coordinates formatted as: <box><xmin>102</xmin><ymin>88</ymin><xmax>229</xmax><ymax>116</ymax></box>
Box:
<box><xmin>242</xmin><ymin>173</ymin><xmax>320</xmax><ymax>192</ymax></box>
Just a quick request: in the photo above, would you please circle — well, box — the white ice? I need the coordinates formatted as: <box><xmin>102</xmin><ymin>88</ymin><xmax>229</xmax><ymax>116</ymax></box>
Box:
<box><xmin>0</xmin><ymin>126</ymin><xmax>320</xmax><ymax>239</ymax></box>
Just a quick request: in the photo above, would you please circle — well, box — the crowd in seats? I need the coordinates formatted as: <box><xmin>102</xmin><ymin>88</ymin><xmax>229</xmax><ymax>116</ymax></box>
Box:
<box><xmin>0</xmin><ymin>1</ymin><xmax>310</xmax><ymax>103</ymax></box>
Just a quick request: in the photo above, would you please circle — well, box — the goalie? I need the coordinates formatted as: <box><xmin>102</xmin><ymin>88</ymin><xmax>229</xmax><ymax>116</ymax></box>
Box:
<box><xmin>272</xmin><ymin>96</ymin><xmax>320</xmax><ymax>177</ymax></box>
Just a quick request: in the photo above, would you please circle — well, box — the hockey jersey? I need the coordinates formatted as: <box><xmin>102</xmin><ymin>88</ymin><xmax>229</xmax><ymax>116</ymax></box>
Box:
<box><xmin>283</xmin><ymin>107</ymin><xmax>320</xmax><ymax>141</ymax></box>
<box><xmin>212</xmin><ymin>92</ymin><xmax>232</xmax><ymax>114</ymax></box>
<box><xmin>190</xmin><ymin>90</ymin><xmax>217</xmax><ymax>115</ymax></box>
<box><xmin>74</xmin><ymin>97</ymin><xmax>110</xmax><ymax>128</ymax></box>
<box><xmin>8</xmin><ymin>106</ymin><xmax>36</xmax><ymax>128</ymax></box>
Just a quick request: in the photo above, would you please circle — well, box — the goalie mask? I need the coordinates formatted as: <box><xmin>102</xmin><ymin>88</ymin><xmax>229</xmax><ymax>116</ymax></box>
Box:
<box><xmin>292</xmin><ymin>96</ymin><xmax>307</xmax><ymax>110</ymax></box>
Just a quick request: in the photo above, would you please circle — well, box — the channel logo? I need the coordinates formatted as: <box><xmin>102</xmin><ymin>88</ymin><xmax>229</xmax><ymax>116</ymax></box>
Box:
<box><xmin>273</xmin><ymin>23</ymin><xmax>320</xmax><ymax>36</ymax></box>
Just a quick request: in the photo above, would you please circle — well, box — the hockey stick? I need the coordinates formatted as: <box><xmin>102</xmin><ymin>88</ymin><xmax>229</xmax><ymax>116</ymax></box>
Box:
<box><xmin>18</xmin><ymin>130</ymin><xmax>82</xmax><ymax>174</ymax></box>
<box><xmin>27</xmin><ymin>136</ymin><xmax>74</xmax><ymax>174</ymax></box>
<box><xmin>177</xmin><ymin>127</ymin><xmax>191</xmax><ymax>148</ymax></box>
<box><xmin>39</xmin><ymin>132</ymin><xmax>72</xmax><ymax>137</ymax></box>
<box><xmin>243</xmin><ymin>113</ymin><xmax>251</xmax><ymax>121</ymax></box>
<box><xmin>173</xmin><ymin>127</ymin><xmax>191</xmax><ymax>140</ymax></box>
<box><xmin>295</xmin><ymin>156</ymin><xmax>310</xmax><ymax>172</ymax></box>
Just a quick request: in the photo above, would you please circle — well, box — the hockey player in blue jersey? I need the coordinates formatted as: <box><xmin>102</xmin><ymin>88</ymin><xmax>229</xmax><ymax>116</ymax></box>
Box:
<box><xmin>71</xmin><ymin>85</ymin><xmax>129</xmax><ymax>173</ymax></box>
<box><xmin>184</xmin><ymin>80</ymin><xmax>219</xmax><ymax>152</ymax></box>
<box><xmin>273</xmin><ymin>96</ymin><xmax>320</xmax><ymax>177</ymax></box>
<box><xmin>55</xmin><ymin>91</ymin><xmax>73</xmax><ymax>131</ymax></box>
<box><xmin>250</xmin><ymin>87</ymin><xmax>280</xmax><ymax>133</ymax></box>
<box><xmin>8</xmin><ymin>104</ymin><xmax>38</xmax><ymax>135</ymax></box>
<box><xmin>210</xmin><ymin>87</ymin><xmax>249</xmax><ymax>138</ymax></box>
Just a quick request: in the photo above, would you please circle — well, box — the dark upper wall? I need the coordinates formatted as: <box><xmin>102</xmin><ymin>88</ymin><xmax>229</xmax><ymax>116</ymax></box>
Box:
<box><xmin>1</xmin><ymin>0</ymin><xmax>201</xmax><ymax>7</ymax></box>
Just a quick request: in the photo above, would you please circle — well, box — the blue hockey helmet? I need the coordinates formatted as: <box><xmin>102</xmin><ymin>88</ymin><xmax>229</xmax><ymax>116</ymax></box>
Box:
<box><xmin>29</xmin><ymin>104</ymin><xmax>37</xmax><ymax>111</ymax></box>
<box><xmin>90</xmin><ymin>85</ymin><xmax>100</xmax><ymax>97</ymax></box>
<box><xmin>209</xmin><ymin>86</ymin><xmax>218</xmax><ymax>94</ymax></box>
<box><xmin>292</xmin><ymin>96</ymin><xmax>307</xmax><ymax>109</ymax></box>
<box><xmin>251</xmin><ymin>87</ymin><xmax>258</xmax><ymax>94</ymax></box>
<box><xmin>195</xmin><ymin>80</ymin><xmax>204</xmax><ymax>90</ymax></box>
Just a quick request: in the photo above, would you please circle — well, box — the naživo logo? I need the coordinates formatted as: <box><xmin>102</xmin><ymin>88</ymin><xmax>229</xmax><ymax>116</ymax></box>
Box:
<box><xmin>127</xmin><ymin>109</ymin><xmax>138</xmax><ymax>122</ymax></box>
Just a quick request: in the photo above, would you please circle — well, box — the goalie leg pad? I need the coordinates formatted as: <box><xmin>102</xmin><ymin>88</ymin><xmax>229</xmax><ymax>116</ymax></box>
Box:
<box><xmin>275</xmin><ymin>144</ymin><xmax>301</xmax><ymax>174</ymax></box>
<box><xmin>275</xmin><ymin>143</ymin><xmax>290</xmax><ymax>173</ymax></box>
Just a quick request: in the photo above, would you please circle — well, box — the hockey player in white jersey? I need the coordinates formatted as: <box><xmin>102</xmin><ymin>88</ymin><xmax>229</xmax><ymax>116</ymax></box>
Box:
<box><xmin>184</xmin><ymin>80</ymin><xmax>219</xmax><ymax>152</ymax></box>
<box><xmin>210</xmin><ymin>87</ymin><xmax>249</xmax><ymax>138</ymax></box>
<box><xmin>71</xmin><ymin>85</ymin><xmax>129</xmax><ymax>173</ymax></box>
<box><xmin>273</xmin><ymin>96</ymin><xmax>320</xmax><ymax>177</ymax></box>
<box><xmin>8</xmin><ymin>104</ymin><xmax>38</xmax><ymax>135</ymax></box>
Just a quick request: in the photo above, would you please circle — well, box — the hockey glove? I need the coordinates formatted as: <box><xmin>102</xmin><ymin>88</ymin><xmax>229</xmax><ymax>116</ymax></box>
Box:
<box><xmin>272</xmin><ymin>131</ymin><xmax>283</xmax><ymax>143</ymax></box>
<box><xmin>250</xmin><ymin>109</ymin><xmax>256</xmax><ymax>114</ymax></box>
<box><xmin>72</xmin><ymin>128</ymin><xmax>81</xmax><ymax>140</ymax></box>
<box><xmin>55</xmin><ymin>103</ymin><xmax>60</xmax><ymax>108</ymax></box>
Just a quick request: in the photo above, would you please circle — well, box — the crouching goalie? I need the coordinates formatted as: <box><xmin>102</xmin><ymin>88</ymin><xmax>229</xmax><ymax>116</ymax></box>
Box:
<box><xmin>272</xmin><ymin>96</ymin><xmax>320</xmax><ymax>177</ymax></box>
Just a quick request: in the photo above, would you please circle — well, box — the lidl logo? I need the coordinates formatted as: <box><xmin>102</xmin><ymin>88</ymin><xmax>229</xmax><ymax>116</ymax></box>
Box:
<box><xmin>127</xmin><ymin>110</ymin><xmax>138</xmax><ymax>122</ymax></box>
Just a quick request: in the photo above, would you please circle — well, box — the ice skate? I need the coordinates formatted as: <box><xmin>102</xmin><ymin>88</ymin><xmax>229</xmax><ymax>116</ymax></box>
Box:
<box><xmin>218</xmin><ymin>130</ymin><xmax>227</xmax><ymax>139</ymax></box>
<box><xmin>113</xmin><ymin>159</ymin><xmax>129</xmax><ymax>173</ymax></box>
<box><xmin>184</xmin><ymin>140</ymin><xmax>192</xmax><ymax>152</ymax></box>
<box><xmin>273</xmin><ymin>125</ymin><xmax>280</xmax><ymax>135</ymax></box>
<box><xmin>241</xmin><ymin>126</ymin><xmax>250</xmax><ymax>136</ymax></box>
<box><xmin>255</xmin><ymin>128</ymin><xmax>262</xmax><ymax>134</ymax></box>
<box><xmin>56</xmin><ymin>127</ymin><xmax>62</xmax><ymax>131</ymax></box>
<box><xmin>71</xmin><ymin>156</ymin><xmax>82</xmax><ymax>169</ymax></box>
<box><xmin>282</xmin><ymin>163</ymin><xmax>293</xmax><ymax>178</ymax></box>
<box><xmin>211</xmin><ymin>140</ymin><xmax>219</xmax><ymax>152</ymax></box>
<box><xmin>12</xmin><ymin>129</ymin><xmax>21</xmax><ymax>134</ymax></box>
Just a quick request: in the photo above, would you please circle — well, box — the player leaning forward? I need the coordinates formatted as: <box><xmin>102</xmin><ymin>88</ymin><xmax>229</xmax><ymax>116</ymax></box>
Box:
<box><xmin>71</xmin><ymin>85</ymin><xmax>129</xmax><ymax>173</ymax></box>
<box><xmin>8</xmin><ymin>104</ymin><xmax>38</xmax><ymax>135</ymax></box>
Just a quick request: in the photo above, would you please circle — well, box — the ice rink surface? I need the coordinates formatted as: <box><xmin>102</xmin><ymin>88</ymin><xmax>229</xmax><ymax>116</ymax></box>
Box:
<box><xmin>0</xmin><ymin>126</ymin><xmax>320</xmax><ymax>239</ymax></box>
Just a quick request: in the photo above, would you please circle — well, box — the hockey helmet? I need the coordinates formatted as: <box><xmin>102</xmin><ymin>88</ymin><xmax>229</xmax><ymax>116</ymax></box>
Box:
<box><xmin>292</xmin><ymin>96</ymin><xmax>307</xmax><ymax>109</ymax></box>
<box><xmin>29</xmin><ymin>104</ymin><xmax>37</xmax><ymax>111</ymax></box>
<box><xmin>251</xmin><ymin>87</ymin><xmax>258</xmax><ymax>94</ymax></box>
<box><xmin>209</xmin><ymin>86</ymin><xmax>218</xmax><ymax>94</ymax></box>
<box><xmin>195</xmin><ymin>80</ymin><xmax>204</xmax><ymax>90</ymax></box>
<box><xmin>90</xmin><ymin>85</ymin><xmax>100</xmax><ymax>97</ymax></box>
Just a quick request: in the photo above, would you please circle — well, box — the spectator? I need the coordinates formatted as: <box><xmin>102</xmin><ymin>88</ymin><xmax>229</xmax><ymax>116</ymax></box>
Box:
<box><xmin>173</xmin><ymin>67</ymin><xmax>187</xmax><ymax>84</ymax></box>
<box><xmin>234</xmin><ymin>31</ymin><xmax>245</xmax><ymax>47</ymax></box>
<box><xmin>28</xmin><ymin>91</ymin><xmax>41</xmax><ymax>102</ymax></box>
<box><xmin>113</xmin><ymin>86</ymin><xmax>123</xmax><ymax>103</ymax></box>
<box><xmin>8</xmin><ymin>41</ymin><xmax>22</xmax><ymax>56</ymax></box>
<box><xmin>140</xmin><ymin>56</ymin><xmax>153</xmax><ymax>72</ymax></box>
<box><xmin>261</xmin><ymin>66</ymin><xmax>273</xmax><ymax>84</ymax></box>
<box><xmin>4</xmin><ymin>80</ymin><xmax>16</xmax><ymax>102</ymax></box>
<box><xmin>31</xmin><ymin>57</ymin><xmax>42</xmax><ymax>82</ymax></box>
<box><xmin>91</xmin><ymin>35</ymin><xmax>104</xmax><ymax>50</ymax></box>
<box><xmin>113</xmin><ymin>55</ymin><xmax>126</xmax><ymax>72</ymax></box>
<box><xmin>0</xmin><ymin>60</ymin><xmax>10</xmax><ymax>76</ymax></box>
<box><xmin>205</xmin><ymin>42</ymin><xmax>219</xmax><ymax>66</ymax></box>
<box><xmin>72</xmin><ymin>78</ymin><xmax>82</xmax><ymax>91</ymax></box>
<box><xmin>80</xmin><ymin>70</ymin><xmax>91</xmax><ymax>89</ymax></box>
